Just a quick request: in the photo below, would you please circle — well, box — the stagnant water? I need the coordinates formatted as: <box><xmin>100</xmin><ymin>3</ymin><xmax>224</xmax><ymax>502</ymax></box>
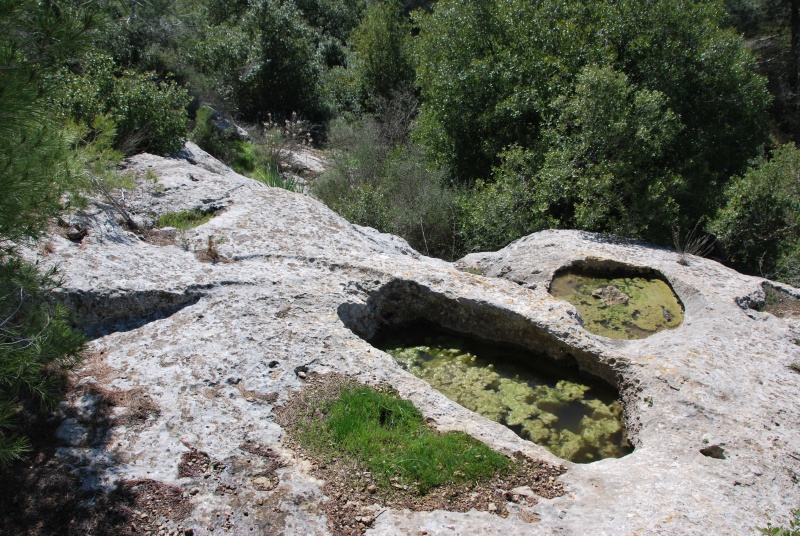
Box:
<box><xmin>549</xmin><ymin>270</ymin><xmax>684</xmax><ymax>339</ymax></box>
<box><xmin>378</xmin><ymin>324</ymin><xmax>632</xmax><ymax>463</ymax></box>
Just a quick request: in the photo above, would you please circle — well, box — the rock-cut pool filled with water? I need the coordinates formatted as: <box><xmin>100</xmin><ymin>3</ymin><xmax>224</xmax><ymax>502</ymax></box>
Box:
<box><xmin>378</xmin><ymin>324</ymin><xmax>632</xmax><ymax>463</ymax></box>
<box><xmin>549</xmin><ymin>270</ymin><xmax>684</xmax><ymax>340</ymax></box>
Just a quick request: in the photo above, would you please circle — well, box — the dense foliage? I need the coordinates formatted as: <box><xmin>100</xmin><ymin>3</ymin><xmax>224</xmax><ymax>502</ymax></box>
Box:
<box><xmin>413</xmin><ymin>0</ymin><xmax>770</xmax><ymax>241</ymax></box>
<box><xmin>50</xmin><ymin>52</ymin><xmax>190</xmax><ymax>154</ymax></box>
<box><xmin>0</xmin><ymin>0</ymin><xmax>89</xmax><ymax>465</ymax></box>
<box><xmin>711</xmin><ymin>143</ymin><xmax>800</xmax><ymax>284</ymax></box>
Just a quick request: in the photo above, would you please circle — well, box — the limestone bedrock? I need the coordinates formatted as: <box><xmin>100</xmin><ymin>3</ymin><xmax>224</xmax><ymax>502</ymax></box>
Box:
<box><xmin>31</xmin><ymin>142</ymin><xmax>800</xmax><ymax>535</ymax></box>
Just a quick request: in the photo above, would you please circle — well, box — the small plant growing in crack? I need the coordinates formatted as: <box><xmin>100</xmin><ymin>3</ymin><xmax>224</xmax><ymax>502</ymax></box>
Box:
<box><xmin>672</xmin><ymin>222</ymin><xmax>714</xmax><ymax>266</ymax></box>
<box><xmin>196</xmin><ymin>235</ymin><xmax>226</xmax><ymax>263</ymax></box>
<box><xmin>206</xmin><ymin>236</ymin><xmax>219</xmax><ymax>262</ymax></box>
<box><xmin>758</xmin><ymin>510</ymin><xmax>800</xmax><ymax>536</ymax></box>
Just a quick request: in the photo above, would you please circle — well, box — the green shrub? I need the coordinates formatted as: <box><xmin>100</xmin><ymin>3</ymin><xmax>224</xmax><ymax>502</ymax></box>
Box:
<box><xmin>190</xmin><ymin>105</ymin><xmax>228</xmax><ymax>160</ymax></box>
<box><xmin>252</xmin><ymin>167</ymin><xmax>300</xmax><ymax>192</ymax></box>
<box><xmin>351</xmin><ymin>0</ymin><xmax>414</xmax><ymax>107</ymax></box>
<box><xmin>457</xmin><ymin>147</ymin><xmax>550</xmax><ymax>254</ymax></box>
<box><xmin>710</xmin><ymin>143</ymin><xmax>800</xmax><ymax>285</ymax></box>
<box><xmin>758</xmin><ymin>510</ymin><xmax>800</xmax><ymax>536</ymax></box>
<box><xmin>296</xmin><ymin>384</ymin><xmax>511</xmax><ymax>494</ymax></box>
<box><xmin>0</xmin><ymin>257</ymin><xmax>85</xmax><ymax>467</ymax></box>
<box><xmin>192</xmin><ymin>106</ymin><xmax>304</xmax><ymax>192</ymax></box>
<box><xmin>190</xmin><ymin>105</ymin><xmax>257</xmax><ymax>173</ymax></box>
<box><xmin>50</xmin><ymin>52</ymin><xmax>190</xmax><ymax>154</ymax></box>
<box><xmin>320</xmin><ymin>64</ymin><xmax>365</xmax><ymax>119</ymax></box>
<box><xmin>185</xmin><ymin>23</ymin><xmax>253</xmax><ymax>109</ymax></box>
<box><xmin>380</xmin><ymin>146</ymin><xmax>460</xmax><ymax>258</ymax></box>
<box><xmin>237</xmin><ymin>0</ymin><xmax>329</xmax><ymax>123</ymax></box>
<box><xmin>312</xmin><ymin>118</ymin><xmax>460</xmax><ymax>258</ymax></box>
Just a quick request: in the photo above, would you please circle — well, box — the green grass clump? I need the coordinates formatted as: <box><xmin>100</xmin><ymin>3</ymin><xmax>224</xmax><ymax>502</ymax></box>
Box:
<box><xmin>229</xmin><ymin>140</ymin><xmax>257</xmax><ymax>175</ymax></box>
<box><xmin>299</xmin><ymin>385</ymin><xmax>510</xmax><ymax>494</ymax></box>
<box><xmin>156</xmin><ymin>209</ymin><xmax>212</xmax><ymax>230</ymax></box>
<box><xmin>252</xmin><ymin>166</ymin><xmax>299</xmax><ymax>192</ymax></box>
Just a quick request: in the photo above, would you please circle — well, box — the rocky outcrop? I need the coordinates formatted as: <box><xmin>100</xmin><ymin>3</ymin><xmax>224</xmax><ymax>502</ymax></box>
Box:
<box><xmin>29</xmin><ymin>142</ymin><xmax>800</xmax><ymax>534</ymax></box>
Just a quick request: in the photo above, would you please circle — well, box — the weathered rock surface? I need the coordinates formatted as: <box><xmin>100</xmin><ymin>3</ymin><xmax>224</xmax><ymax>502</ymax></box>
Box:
<box><xmin>29</xmin><ymin>142</ymin><xmax>800</xmax><ymax>535</ymax></box>
<box><xmin>591</xmin><ymin>285</ymin><xmax>630</xmax><ymax>306</ymax></box>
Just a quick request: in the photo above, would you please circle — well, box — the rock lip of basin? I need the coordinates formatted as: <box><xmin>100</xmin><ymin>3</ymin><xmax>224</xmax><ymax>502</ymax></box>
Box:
<box><xmin>22</xmin><ymin>141</ymin><xmax>800</xmax><ymax>534</ymax></box>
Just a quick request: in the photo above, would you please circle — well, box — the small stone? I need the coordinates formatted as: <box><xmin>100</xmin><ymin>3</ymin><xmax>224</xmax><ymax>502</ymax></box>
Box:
<box><xmin>257</xmin><ymin>498</ymin><xmax>264</xmax><ymax>506</ymax></box>
<box><xmin>510</xmin><ymin>486</ymin><xmax>536</xmax><ymax>498</ymax></box>
<box><xmin>700</xmin><ymin>444</ymin><xmax>726</xmax><ymax>459</ymax></box>
<box><xmin>367</xmin><ymin>485</ymin><xmax>377</xmax><ymax>493</ymax></box>
<box><xmin>591</xmin><ymin>285</ymin><xmax>630</xmax><ymax>306</ymax></box>
<box><xmin>66</xmin><ymin>226</ymin><xmax>87</xmax><ymax>243</ymax></box>
<box><xmin>189</xmin><ymin>487</ymin><xmax>200</xmax><ymax>495</ymax></box>
<box><xmin>297</xmin><ymin>371</ymin><xmax>307</xmax><ymax>379</ymax></box>
<box><xmin>488</xmin><ymin>503</ymin><xmax>498</xmax><ymax>513</ymax></box>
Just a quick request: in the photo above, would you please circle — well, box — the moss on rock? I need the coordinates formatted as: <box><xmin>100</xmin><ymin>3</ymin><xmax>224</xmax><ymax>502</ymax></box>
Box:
<box><xmin>549</xmin><ymin>271</ymin><xmax>683</xmax><ymax>339</ymax></box>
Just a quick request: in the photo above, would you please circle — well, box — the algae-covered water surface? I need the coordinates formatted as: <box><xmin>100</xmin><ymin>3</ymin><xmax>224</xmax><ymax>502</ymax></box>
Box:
<box><xmin>549</xmin><ymin>270</ymin><xmax>683</xmax><ymax>339</ymax></box>
<box><xmin>379</xmin><ymin>325</ymin><xmax>632</xmax><ymax>463</ymax></box>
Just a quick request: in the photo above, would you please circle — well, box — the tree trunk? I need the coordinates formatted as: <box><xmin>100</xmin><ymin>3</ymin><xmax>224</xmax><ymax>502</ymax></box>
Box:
<box><xmin>792</xmin><ymin>0</ymin><xmax>799</xmax><ymax>93</ymax></box>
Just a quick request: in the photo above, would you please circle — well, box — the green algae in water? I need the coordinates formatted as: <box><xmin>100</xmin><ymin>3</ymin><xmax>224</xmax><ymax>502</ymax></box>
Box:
<box><xmin>549</xmin><ymin>271</ymin><xmax>683</xmax><ymax>340</ymax></box>
<box><xmin>379</xmin><ymin>325</ymin><xmax>632</xmax><ymax>463</ymax></box>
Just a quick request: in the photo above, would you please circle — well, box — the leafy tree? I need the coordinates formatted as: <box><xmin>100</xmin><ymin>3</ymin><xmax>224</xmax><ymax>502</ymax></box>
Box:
<box><xmin>710</xmin><ymin>143</ymin><xmax>800</xmax><ymax>284</ymax></box>
<box><xmin>352</xmin><ymin>0</ymin><xmax>414</xmax><ymax>106</ymax></box>
<box><xmin>0</xmin><ymin>0</ymin><xmax>90</xmax><ymax>465</ymax></box>
<box><xmin>532</xmin><ymin>65</ymin><xmax>683</xmax><ymax>239</ymax></box>
<box><xmin>413</xmin><ymin>0</ymin><xmax>770</xmax><ymax>241</ymax></box>
<box><xmin>50</xmin><ymin>52</ymin><xmax>190</xmax><ymax>154</ymax></box>
<box><xmin>236</xmin><ymin>0</ymin><xmax>328</xmax><ymax>122</ymax></box>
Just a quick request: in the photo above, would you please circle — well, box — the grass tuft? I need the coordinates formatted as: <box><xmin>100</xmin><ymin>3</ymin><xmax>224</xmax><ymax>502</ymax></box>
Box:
<box><xmin>296</xmin><ymin>385</ymin><xmax>510</xmax><ymax>494</ymax></box>
<box><xmin>156</xmin><ymin>209</ymin><xmax>213</xmax><ymax>230</ymax></box>
<box><xmin>252</xmin><ymin>165</ymin><xmax>300</xmax><ymax>192</ymax></box>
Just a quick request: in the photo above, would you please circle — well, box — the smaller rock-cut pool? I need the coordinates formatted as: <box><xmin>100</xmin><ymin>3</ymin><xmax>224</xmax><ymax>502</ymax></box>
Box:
<box><xmin>378</xmin><ymin>324</ymin><xmax>632</xmax><ymax>463</ymax></box>
<box><xmin>549</xmin><ymin>270</ymin><xmax>684</xmax><ymax>339</ymax></box>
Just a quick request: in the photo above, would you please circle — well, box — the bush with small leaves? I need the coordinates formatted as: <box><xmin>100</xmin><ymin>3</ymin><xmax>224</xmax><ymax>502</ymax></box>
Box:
<box><xmin>50</xmin><ymin>52</ymin><xmax>190</xmax><ymax>154</ymax></box>
<box><xmin>711</xmin><ymin>143</ymin><xmax>800</xmax><ymax>285</ymax></box>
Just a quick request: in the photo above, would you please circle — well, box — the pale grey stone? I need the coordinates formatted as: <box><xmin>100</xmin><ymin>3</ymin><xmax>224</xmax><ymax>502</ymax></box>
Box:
<box><xmin>24</xmin><ymin>143</ymin><xmax>800</xmax><ymax>535</ymax></box>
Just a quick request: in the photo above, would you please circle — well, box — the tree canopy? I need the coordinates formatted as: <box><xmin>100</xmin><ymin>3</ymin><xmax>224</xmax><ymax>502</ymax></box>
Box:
<box><xmin>413</xmin><ymin>0</ymin><xmax>770</xmax><ymax>240</ymax></box>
